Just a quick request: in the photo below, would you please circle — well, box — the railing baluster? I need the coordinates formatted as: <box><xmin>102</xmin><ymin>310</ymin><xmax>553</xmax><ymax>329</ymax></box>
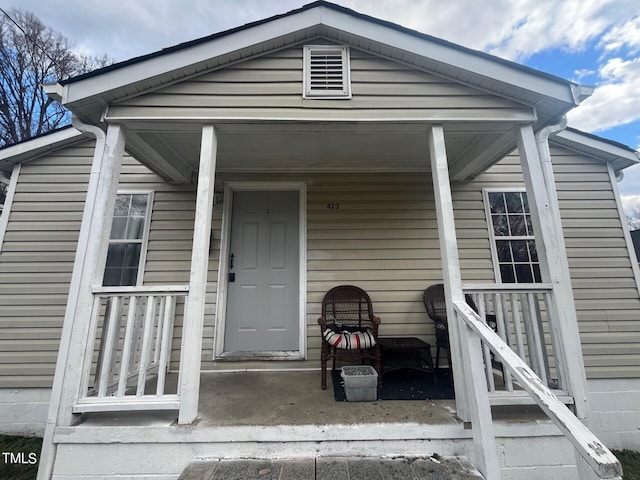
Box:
<box><xmin>117</xmin><ymin>295</ymin><xmax>138</xmax><ymax>397</ymax></box>
<box><xmin>526</xmin><ymin>293</ymin><xmax>548</xmax><ymax>385</ymax></box>
<box><xmin>494</xmin><ymin>293</ymin><xmax>513</xmax><ymax>391</ymax></box>
<box><xmin>511</xmin><ymin>293</ymin><xmax>526</xmax><ymax>359</ymax></box>
<box><xmin>97</xmin><ymin>296</ymin><xmax>121</xmax><ymax>397</ymax></box>
<box><xmin>477</xmin><ymin>294</ymin><xmax>496</xmax><ymax>391</ymax></box>
<box><xmin>544</xmin><ymin>291</ymin><xmax>565</xmax><ymax>390</ymax></box>
<box><xmin>153</xmin><ymin>296</ymin><xmax>166</xmax><ymax>364</ymax></box>
<box><xmin>136</xmin><ymin>295</ymin><xmax>157</xmax><ymax>396</ymax></box>
<box><xmin>165</xmin><ymin>296</ymin><xmax>177</xmax><ymax>371</ymax></box>
<box><xmin>156</xmin><ymin>295</ymin><xmax>173</xmax><ymax>396</ymax></box>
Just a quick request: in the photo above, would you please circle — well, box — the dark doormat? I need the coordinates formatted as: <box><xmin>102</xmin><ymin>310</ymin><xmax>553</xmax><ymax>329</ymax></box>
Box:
<box><xmin>331</xmin><ymin>368</ymin><xmax>454</xmax><ymax>401</ymax></box>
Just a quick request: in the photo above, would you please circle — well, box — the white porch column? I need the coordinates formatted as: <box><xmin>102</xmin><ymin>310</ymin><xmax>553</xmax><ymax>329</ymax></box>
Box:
<box><xmin>516</xmin><ymin>124</ymin><xmax>589</xmax><ymax>419</ymax></box>
<box><xmin>429</xmin><ymin>125</ymin><xmax>500</xmax><ymax>478</ymax></box>
<box><xmin>178</xmin><ymin>124</ymin><xmax>217</xmax><ymax>424</ymax></box>
<box><xmin>428</xmin><ymin>124</ymin><xmax>468</xmax><ymax>419</ymax></box>
<box><xmin>38</xmin><ymin>122</ymin><xmax>126</xmax><ymax>480</ymax></box>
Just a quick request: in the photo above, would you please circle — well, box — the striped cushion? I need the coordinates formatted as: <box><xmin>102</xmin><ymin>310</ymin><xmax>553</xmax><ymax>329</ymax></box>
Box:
<box><xmin>323</xmin><ymin>329</ymin><xmax>376</xmax><ymax>350</ymax></box>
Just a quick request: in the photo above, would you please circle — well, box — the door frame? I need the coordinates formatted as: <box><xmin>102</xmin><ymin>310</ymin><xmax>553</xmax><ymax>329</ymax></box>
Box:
<box><xmin>213</xmin><ymin>181</ymin><xmax>307</xmax><ymax>360</ymax></box>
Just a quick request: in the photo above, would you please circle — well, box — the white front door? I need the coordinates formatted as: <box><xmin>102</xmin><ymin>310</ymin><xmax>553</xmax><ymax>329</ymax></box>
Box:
<box><xmin>224</xmin><ymin>190</ymin><xmax>300</xmax><ymax>354</ymax></box>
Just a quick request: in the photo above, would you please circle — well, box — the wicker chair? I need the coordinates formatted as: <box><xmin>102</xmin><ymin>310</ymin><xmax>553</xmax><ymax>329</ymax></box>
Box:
<box><xmin>423</xmin><ymin>284</ymin><xmax>497</xmax><ymax>374</ymax></box>
<box><xmin>317</xmin><ymin>285</ymin><xmax>382</xmax><ymax>390</ymax></box>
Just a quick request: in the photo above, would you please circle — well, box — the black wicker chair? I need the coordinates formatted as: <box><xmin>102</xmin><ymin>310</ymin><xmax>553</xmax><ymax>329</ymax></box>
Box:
<box><xmin>423</xmin><ymin>284</ymin><xmax>497</xmax><ymax>374</ymax></box>
<box><xmin>317</xmin><ymin>285</ymin><xmax>382</xmax><ymax>390</ymax></box>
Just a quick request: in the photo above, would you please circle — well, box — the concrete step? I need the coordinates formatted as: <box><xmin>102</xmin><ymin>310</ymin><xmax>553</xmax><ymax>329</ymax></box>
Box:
<box><xmin>178</xmin><ymin>456</ymin><xmax>484</xmax><ymax>480</ymax></box>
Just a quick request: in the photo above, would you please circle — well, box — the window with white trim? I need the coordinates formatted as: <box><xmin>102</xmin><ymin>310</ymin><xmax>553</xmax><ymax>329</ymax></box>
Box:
<box><xmin>484</xmin><ymin>190</ymin><xmax>542</xmax><ymax>283</ymax></box>
<box><xmin>303</xmin><ymin>45</ymin><xmax>351</xmax><ymax>98</ymax></box>
<box><xmin>103</xmin><ymin>192</ymin><xmax>153</xmax><ymax>286</ymax></box>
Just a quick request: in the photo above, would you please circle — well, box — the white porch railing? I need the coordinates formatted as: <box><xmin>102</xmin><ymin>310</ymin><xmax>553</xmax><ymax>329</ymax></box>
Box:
<box><xmin>454</xmin><ymin>300</ymin><xmax>622</xmax><ymax>479</ymax></box>
<box><xmin>73</xmin><ymin>285</ymin><xmax>189</xmax><ymax>413</ymax></box>
<box><xmin>463</xmin><ymin>283</ymin><xmax>573</xmax><ymax>405</ymax></box>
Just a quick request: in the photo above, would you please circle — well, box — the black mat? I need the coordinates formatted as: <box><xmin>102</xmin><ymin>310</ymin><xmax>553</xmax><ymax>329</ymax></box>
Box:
<box><xmin>331</xmin><ymin>368</ymin><xmax>454</xmax><ymax>401</ymax></box>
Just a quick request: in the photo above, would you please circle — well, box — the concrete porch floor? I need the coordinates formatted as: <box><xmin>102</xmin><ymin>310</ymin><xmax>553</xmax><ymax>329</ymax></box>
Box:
<box><xmin>196</xmin><ymin>370</ymin><xmax>459</xmax><ymax>428</ymax></box>
<box><xmin>77</xmin><ymin>369</ymin><xmax>549</xmax><ymax>430</ymax></box>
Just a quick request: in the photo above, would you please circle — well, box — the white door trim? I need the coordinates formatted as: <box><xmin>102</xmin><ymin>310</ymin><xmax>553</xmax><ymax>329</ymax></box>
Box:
<box><xmin>213</xmin><ymin>181</ymin><xmax>307</xmax><ymax>360</ymax></box>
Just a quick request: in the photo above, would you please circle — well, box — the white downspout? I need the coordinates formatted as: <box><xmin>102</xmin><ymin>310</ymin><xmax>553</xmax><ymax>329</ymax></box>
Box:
<box><xmin>534</xmin><ymin>115</ymin><xmax>590</xmax><ymax>420</ymax></box>
<box><xmin>37</xmin><ymin>116</ymin><xmax>106</xmax><ymax>480</ymax></box>
<box><xmin>535</xmin><ymin>116</ymin><xmax>567</xmax><ymax>238</ymax></box>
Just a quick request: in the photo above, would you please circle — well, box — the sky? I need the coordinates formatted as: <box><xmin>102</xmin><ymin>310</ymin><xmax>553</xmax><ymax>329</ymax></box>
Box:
<box><xmin>3</xmin><ymin>0</ymin><xmax>640</xmax><ymax>201</ymax></box>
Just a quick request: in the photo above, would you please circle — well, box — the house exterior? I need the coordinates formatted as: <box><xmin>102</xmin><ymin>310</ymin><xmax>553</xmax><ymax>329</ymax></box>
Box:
<box><xmin>0</xmin><ymin>2</ymin><xmax>639</xmax><ymax>479</ymax></box>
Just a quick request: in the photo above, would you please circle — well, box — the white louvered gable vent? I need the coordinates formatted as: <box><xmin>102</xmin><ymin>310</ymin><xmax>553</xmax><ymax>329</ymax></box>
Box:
<box><xmin>303</xmin><ymin>45</ymin><xmax>351</xmax><ymax>98</ymax></box>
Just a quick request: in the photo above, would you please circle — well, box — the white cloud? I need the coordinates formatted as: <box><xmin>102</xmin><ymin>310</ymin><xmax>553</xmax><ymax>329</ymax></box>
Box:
<box><xmin>6</xmin><ymin>0</ymin><xmax>640</xmax><ymax>144</ymax></box>
<box><xmin>8</xmin><ymin>0</ymin><xmax>638</xmax><ymax>62</ymax></box>
<box><xmin>599</xmin><ymin>15</ymin><xmax>640</xmax><ymax>54</ymax></box>
<box><xmin>568</xmin><ymin>57</ymin><xmax>640</xmax><ymax>132</ymax></box>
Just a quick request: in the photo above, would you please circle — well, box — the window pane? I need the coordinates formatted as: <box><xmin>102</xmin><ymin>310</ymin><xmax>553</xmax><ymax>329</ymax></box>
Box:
<box><xmin>511</xmin><ymin>240</ymin><xmax>529</xmax><ymax>262</ymax></box>
<box><xmin>509</xmin><ymin>214</ymin><xmax>527</xmax><ymax>236</ymax></box>
<box><xmin>121</xmin><ymin>267</ymin><xmax>138</xmax><ymax>286</ymax></box>
<box><xmin>123</xmin><ymin>244</ymin><xmax>142</xmax><ymax>269</ymax></box>
<box><xmin>105</xmin><ymin>244</ymin><xmax>125</xmax><ymax>268</ymax></box>
<box><xmin>492</xmin><ymin>215</ymin><xmax>509</xmax><ymax>236</ymax></box>
<box><xmin>500</xmin><ymin>264</ymin><xmax>515</xmax><ymax>283</ymax></box>
<box><xmin>110</xmin><ymin>217</ymin><xmax>128</xmax><ymax>239</ymax></box>
<box><xmin>125</xmin><ymin>217</ymin><xmax>145</xmax><ymax>240</ymax></box>
<box><xmin>103</xmin><ymin>268</ymin><xmax>122</xmax><ymax>287</ymax></box>
<box><xmin>496</xmin><ymin>240</ymin><xmax>513</xmax><ymax>262</ymax></box>
<box><xmin>521</xmin><ymin>192</ymin><xmax>530</xmax><ymax>212</ymax></box>
<box><xmin>130</xmin><ymin>195</ymin><xmax>148</xmax><ymax>216</ymax></box>
<box><xmin>515</xmin><ymin>264</ymin><xmax>534</xmax><ymax>283</ymax></box>
<box><xmin>505</xmin><ymin>192</ymin><xmax>524</xmax><ymax>213</ymax></box>
<box><xmin>532</xmin><ymin>264</ymin><xmax>542</xmax><ymax>282</ymax></box>
<box><xmin>528</xmin><ymin>240</ymin><xmax>538</xmax><ymax>262</ymax></box>
<box><xmin>114</xmin><ymin>195</ymin><xmax>131</xmax><ymax>216</ymax></box>
<box><xmin>489</xmin><ymin>192</ymin><xmax>506</xmax><ymax>214</ymax></box>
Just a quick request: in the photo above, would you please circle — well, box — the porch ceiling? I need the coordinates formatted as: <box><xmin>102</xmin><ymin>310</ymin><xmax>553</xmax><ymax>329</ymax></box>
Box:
<box><xmin>124</xmin><ymin>121</ymin><xmax>517</xmax><ymax>183</ymax></box>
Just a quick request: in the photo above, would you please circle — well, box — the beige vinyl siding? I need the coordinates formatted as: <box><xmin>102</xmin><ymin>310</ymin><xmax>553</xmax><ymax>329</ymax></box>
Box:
<box><xmin>110</xmin><ymin>46</ymin><xmax>530</xmax><ymax>121</ymax></box>
<box><xmin>0</xmin><ymin>142</ymin><xmax>92</xmax><ymax>387</ymax></box>
<box><xmin>551</xmin><ymin>146</ymin><xmax>640</xmax><ymax>379</ymax></box>
<box><xmin>0</xmin><ymin>141</ymin><xmax>196</xmax><ymax>388</ymax></box>
<box><xmin>471</xmin><ymin>147</ymin><xmax>640</xmax><ymax>379</ymax></box>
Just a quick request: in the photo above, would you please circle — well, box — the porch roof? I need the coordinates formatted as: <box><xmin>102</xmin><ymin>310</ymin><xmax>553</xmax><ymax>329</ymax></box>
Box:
<box><xmin>45</xmin><ymin>3</ymin><xmax>587</xmax><ymax>128</ymax></box>
<box><xmin>38</xmin><ymin>2</ymin><xmax>599</xmax><ymax>185</ymax></box>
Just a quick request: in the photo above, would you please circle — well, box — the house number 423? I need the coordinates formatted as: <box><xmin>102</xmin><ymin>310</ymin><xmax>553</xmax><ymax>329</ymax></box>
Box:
<box><xmin>326</xmin><ymin>203</ymin><xmax>340</xmax><ymax>210</ymax></box>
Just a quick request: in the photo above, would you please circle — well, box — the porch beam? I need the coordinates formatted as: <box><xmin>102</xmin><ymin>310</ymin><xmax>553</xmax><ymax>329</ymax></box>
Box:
<box><xmin>126</xmin><ymin>129</ymin><xmax>194</xmax><ymax>184</ymax></box>
<box><xmin>429</xmin><ymin>124</ymin><xmax>500</xmax><ymax>479</ymax></box>
<box><xmin>179</xmin><ymin>124</ymin><xmax>217</xmax><ymax>424</ymax></box>
<box><xmin>38</xmin><ymin>122</ymin><xmax>126</xmax><ymax>480</ymax></box>
<box><xmin>516</xmin><ymin>124</ymin><xmax>589</xmax><ymax>418</ymax></box>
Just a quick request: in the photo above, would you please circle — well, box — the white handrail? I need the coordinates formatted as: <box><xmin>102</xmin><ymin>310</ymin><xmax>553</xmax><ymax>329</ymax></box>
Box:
<box><xmin>92</xmin><ymin>285</ymin><xmax>190</xmax><ymax>295</ymax></box>
<box><xmin>454</xmin><ymin>300</ymin><xmax>622</xmax><ymax>479</ymax></box>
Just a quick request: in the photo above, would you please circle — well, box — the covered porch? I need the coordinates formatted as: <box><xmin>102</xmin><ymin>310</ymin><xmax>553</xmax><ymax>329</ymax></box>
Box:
<box><xmin>41</xmin><ymin>115</ymin><xmax>621</xmax><ymax>478</ymax></box>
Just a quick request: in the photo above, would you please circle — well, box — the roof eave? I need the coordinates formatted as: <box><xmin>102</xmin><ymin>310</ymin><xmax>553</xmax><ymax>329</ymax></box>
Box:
<box><xmin>0</xmin><ymin>128</ymin><xmax>87</xmax><ymax>172</ymax></box>
<box><xmin>56</xmin><ymin>4</ymin><xmax>580</xmax><ymax>112</ymax></box>
<box><xmin>553</xmin><ymin>128</ymin><xmax>640</xmax><ymax>172</ymax></box>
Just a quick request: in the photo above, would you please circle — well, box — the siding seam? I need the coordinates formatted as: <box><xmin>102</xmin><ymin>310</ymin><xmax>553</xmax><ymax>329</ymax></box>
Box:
<box><xmin>0</xmin><ymin>163</ymin><xmax>22</xmax><ymax>253</ymax></box>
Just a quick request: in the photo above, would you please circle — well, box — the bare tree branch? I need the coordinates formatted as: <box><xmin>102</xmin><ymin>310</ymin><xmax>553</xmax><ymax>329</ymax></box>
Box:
<box><xmin>0</xmin><ymin>8</ymin><xmax>111</xmax><ymax>147</ymax></box>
